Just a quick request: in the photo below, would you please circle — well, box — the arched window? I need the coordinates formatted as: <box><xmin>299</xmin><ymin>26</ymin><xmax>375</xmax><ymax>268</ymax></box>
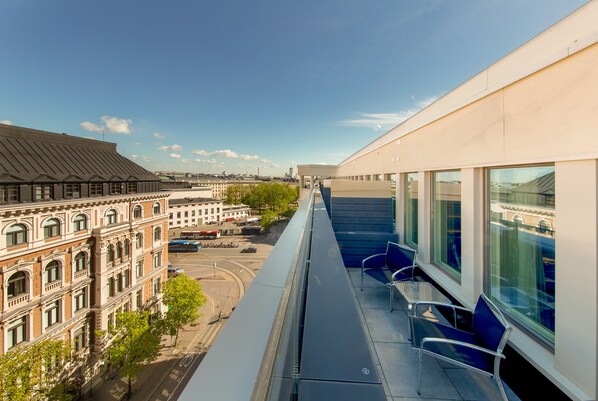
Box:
<box><xmin>45</xmin><ymin>261</ymin><xmax>60</xmax><ymax>284</ymax></box>
<box><xmin>107</xmin><ymin>244</ymin><xmax>115</xmax><ymax>264</ymax></box>
<box><xmin>154</xmin><ymin>227</ymin><xmax>162</xmax><ymax>242</ymax></box>
<box><xmin>123</xmin><ymin>239</ymin><xmax>130</xmax><ymax>257</ymax></box>
<box><xmin>133</xmin><ymin>205</ymin><xmax>142</xmax><ymax>219</ymax></box>
<box><xmin>43</xmin><ymin>219</ymin><xmax>61</xmax><ymax>239</ymax></box>
<box><xmin>73</xmin><ymin>214</ymin><xmax>87</xmax><ymax>231</ymax></box>
<box><xmin>74</xmin><ymin>252</ymin><xmax>86</xmax><ymax>272</ymax></box>
<box><xmin>7</xmin><ymin>271</ymin><xmax>27</xmax><ymax>298</ymax></box>
<box><xmin>513</xmin><ymin>215</ymin><xmax>524</xmax><ymax>225</ymax></box>
<box><xmin>116</xmin><ymin>242</ymin><xmax>123</xmax><ymax>260</ymax></box>
<box><xmin>135</xmin><ymin>233</ymin><xmax>143</xmax><ymax>248</ymax></box>
<box><xmin>6</xmin><ymin>224</ymin><xmax>27</xmax><ymax>246</ymax></box>
<box><xmin>105</xmin><ymin>209</ymin><xmax>117</xmax><ymax>225</ymax></box>
<box><xmin>537</xmin><ymin>220</ymin><xmax>551</xmax><ymax>234</ymax></box>
<box><xmin>153</xmin><ymin>202</ymin><xmax>161</xmax><ymax>215</ymax></box>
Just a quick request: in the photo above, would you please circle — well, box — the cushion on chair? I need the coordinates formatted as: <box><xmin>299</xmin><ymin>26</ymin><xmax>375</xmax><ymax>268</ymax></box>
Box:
<box><xmin>385</xmin><ymin>243</ymin><xmax>415</xmax><ymax>271</ymax></box>
<box><xmin>411</xmin><ymin>317</ymin><xmax>493</xmax><ymax>373</ymax></box>
<box><xmin>472</xmin><ymin>296</ymin><xmax>507</xmax><ymax>353</ymax></box>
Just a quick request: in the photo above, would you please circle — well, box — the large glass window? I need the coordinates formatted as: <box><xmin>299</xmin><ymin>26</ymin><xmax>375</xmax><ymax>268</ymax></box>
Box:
<box><xmin>6</xmin><ymin>224</ymin><xmax>27</xmax><ymax>246</ymax></box>
<box><xmin>487</xmin><ymin>165</ymin><xmax>555</xmax><ymax>344</ymax></box>
<box><xmin>405</xmin><ymin>173</ymin><xmax>419</xmax><ymax>248</ymax></box>
<box><xmin>433</xmin><ymin>171</ymin><xmax>461</xmax><ymax>280</ymax></box>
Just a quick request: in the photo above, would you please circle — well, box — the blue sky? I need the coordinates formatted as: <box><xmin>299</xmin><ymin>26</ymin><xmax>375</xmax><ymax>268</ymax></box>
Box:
<box><xmin>0</xmin><ymin>0</ymin><xmax>588</xmax><ymax>176</ymax></box>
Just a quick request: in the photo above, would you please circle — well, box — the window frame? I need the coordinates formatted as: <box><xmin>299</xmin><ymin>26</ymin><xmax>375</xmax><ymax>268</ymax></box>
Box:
<box><xmin>6</xmin><ymin>224</ymin><xmax>27</xmax><ymax>247</ymax></box>
<box><xmin>43</xmin><ymin>218</ymin><xmax>61</xmax><ymax>239</ymax></box>
<box><xmin>73</xmin><ymin>214</ymin><xmax>88</xmax><ymax>232</ymax></box>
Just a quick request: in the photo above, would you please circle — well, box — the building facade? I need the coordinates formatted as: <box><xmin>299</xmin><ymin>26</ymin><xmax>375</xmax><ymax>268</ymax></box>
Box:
<box><xmin>0</xmin><ymin>124</ymin><xmax>169</xmax><ymax>384</ymax></box>
<box><xmin>299</xmin><ymin>3</ymin><xmax>598</xmax><ymax>400</ymax></box>
<box><xmin>168</xmin><ymin>198</ymin><xmax>223</xmax><ymax>228</ymax></box>
<box><xmin>222</xmin><ymin>204</ymin><xmax>250</xmax><ymax>221</ymax></box>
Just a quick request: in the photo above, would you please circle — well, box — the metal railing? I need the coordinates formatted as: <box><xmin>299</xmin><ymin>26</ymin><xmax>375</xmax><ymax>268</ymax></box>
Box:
<box><xmin>178</xmin><ymin>189</ymin><xmax>315</xmax><ymax>401</ymax></box>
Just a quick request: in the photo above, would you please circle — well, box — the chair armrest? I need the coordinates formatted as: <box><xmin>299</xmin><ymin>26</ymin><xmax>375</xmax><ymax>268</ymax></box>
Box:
<box><xmin>362</xmin><ymin>253</ymin><xmax>387</xmax><ymax>269</ymax></box>
<box><xmin>390</xmin><ymin>265</ymin><xmax>416</xmax><ymax>282</ymax></box>
<box><xmin>420</xmin><ymin>337</ymin><xmax>506</xmax><ymax>359</ymax></box>
<box><xmin>412</xmin><ymin>302</ymin><xmax>471</xmax><ymax>327</ymax></box>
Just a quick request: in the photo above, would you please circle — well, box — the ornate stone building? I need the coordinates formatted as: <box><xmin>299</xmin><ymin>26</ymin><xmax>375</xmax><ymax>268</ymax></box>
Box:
<box><xmin>0</xmin><ymin>123</ymin><xmax>169</xmax><ymax>384</ymax></box>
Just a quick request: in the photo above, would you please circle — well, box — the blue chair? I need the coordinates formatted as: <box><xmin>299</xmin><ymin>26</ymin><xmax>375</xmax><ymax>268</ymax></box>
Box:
<box><xmin>409</xmin><ymin>294</ymin><xmax>512</xmax><ymax>401</ymax></box>
<box><xmin>361</xmin><ymin>242</ymin><xmax>417</xmax><ymax>297</ymax></box>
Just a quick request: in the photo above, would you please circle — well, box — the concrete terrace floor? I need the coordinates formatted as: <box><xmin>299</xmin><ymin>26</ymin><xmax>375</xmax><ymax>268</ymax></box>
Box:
<box><xmin>346</xmin><ymin>267</ymin><xmax>521</xmax><ymax>401</ymax></box>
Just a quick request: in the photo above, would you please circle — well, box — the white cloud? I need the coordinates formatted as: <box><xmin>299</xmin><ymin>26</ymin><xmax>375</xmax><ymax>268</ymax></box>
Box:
<box><xmin>130</xmin><ymin>154</ymin><xmax>138</xmax><ymax>160</ymax></box>
<box><xmin>337</xmin><ymin>96</ymin><xmax>438</xmax><ymax>130</ymax></box>
<box><xmin>193</xmin><ymin>158</ymin><xmax>220</xmax><ymax>165</ymax></box>
<box><xmin>101</xmin><ymin>116</ymin><xmax>132</xmax><ymax>134</ymax></box>
<box><xmin>192</xmin><ymin>148</ymin><xmax>260</xmax><ymax>161</ymax></box>
<box><xmin>80</xmin><ymin>121</ymin><xmax>103</xmax><ymax>133</ymax></box>
<box><xmin>0</xmin><ymin>119</ymin><xmax>13</xmax><ymax>125</ymax></box>
<box><xmin>80</xmin><ymin>115</ymin><xmax>133</xmax><ymax>135</ymax></box>
<box><xmin>153</xmin><ymin>133</ymin><xmax>166</xmax><ymax>139</ymax></box>
<box><xmin>158</xmin><ymin>144</ymin><xmax>183</xmax><ymax>152</ymax></box>
<box><xmin>170</xmin><ymin>153</ymin><xmax>182</xmax><ymax>159</ymax></box>
<box><xmin>142</xmin><ymin>156</ymin><xmax>152</xmax><ymax>162</ymax></box>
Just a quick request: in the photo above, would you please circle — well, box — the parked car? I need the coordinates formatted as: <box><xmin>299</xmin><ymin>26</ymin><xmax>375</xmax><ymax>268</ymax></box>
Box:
<box><xmin>241</xmin><ymin>246</ymin><xmax>257</xmax><ymax>253</ymax></box>
<box><xmin>167</xmin><ymin>265</ymin><xmax>185</xmax><ymax>277</ymax></box>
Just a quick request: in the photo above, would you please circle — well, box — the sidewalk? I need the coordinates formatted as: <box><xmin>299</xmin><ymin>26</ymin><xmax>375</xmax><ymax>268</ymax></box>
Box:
<box><xmin>85</xmin><ymin>311</ymin><xmax>222</xmax><ymax>401</ymax></box>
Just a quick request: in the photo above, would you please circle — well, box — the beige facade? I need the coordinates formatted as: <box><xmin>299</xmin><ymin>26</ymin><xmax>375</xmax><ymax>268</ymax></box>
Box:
<box><xmin>299</xmin><ymin>3</ymin><xmax>598</xmax><ymax>400</ymax></box>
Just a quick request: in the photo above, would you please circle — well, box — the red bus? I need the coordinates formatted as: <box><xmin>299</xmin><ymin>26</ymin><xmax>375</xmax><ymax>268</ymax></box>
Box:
<box><xmin>180</xmin><ymin>230</ymin><xmax>221</xmax><ymax>239</ymax></box>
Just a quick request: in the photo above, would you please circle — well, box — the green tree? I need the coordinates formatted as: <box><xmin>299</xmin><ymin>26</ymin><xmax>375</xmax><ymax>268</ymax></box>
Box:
<box><xmin>260</xmin><ymin>209</ymin><xmax>277</xmax><ymax>230</ymax></box>
<box><xmin>161</xmin><ymin>274</ymin><xmax>207</xmax><ymax>345</ymax></box>
<box><xmin>104</xmin><ymin>310</ymin><xmax>162</xmax><ymax>398</ymax></box>
<box><xmin>0</xmin><ymin>339</ymin><xmax>73</xmax><ymax>401</ymax></box>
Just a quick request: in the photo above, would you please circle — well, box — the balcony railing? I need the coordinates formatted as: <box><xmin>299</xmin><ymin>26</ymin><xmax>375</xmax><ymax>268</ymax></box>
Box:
<box><xmin>45</xmin><ymin>281</ymin><xmax>62</xmax><ymax>292</ymax></box>
<box><xmin>179</xmin><ymin>189</ymin><xmax>315</xmax><ymax>401</ymax></box>
<box><xmin>74</xmin><ymin>269</ymin><xmax>89</xmax><ymax>280</ymax></box>
<box><xmin>7</xmin><ymin>293</ymin><xmax>29</xmax><ymax>307</ymax></box>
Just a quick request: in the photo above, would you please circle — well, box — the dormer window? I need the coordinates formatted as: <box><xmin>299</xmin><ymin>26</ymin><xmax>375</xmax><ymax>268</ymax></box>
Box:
<box><xmin>35</xmin><ymin>184</ymin><xmax>53</xmax><ymax>201</ymax></box>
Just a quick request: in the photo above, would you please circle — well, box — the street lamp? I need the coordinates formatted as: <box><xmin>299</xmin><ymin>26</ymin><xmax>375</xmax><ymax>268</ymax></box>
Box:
<box><xmin>213</xmin><ymin>262</ymin><xmax>216</xmax><ymax>278</ymax></box>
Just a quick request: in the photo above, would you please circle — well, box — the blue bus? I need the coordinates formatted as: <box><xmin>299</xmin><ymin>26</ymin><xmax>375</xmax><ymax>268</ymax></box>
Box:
<box><xmin>168</xmin><ymin>240</ymin><xmax>202</xmax><ymax>253</ymax></box>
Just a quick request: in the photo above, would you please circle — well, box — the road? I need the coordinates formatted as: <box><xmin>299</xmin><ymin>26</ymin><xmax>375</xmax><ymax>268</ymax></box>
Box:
<box><xmin>134</xmin><ymin>222</ymin><xmax>288</xmax><ymax>401</ymax></box>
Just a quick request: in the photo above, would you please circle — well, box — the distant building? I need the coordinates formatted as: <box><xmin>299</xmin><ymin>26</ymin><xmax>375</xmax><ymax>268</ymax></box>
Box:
<box><xmin>168</xmin><ymin>197</ymin><xmax>223</xmax><ymax>228</ymax></box>
<box><xmin>222</xmin><ymin>204</ymin><xmax>250</xmax><ymax>221</ymax></box>
<box><xmin>0</xmin><ymin>124</ymin><xmax>169</xmax><ymax>386</ymax></box>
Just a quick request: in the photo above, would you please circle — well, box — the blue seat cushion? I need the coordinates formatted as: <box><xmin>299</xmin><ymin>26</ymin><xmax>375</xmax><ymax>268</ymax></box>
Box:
<box><xmin>472</xmin><ymin>296</ymin><xmax>507</xmax><ymax>352</ymax></box>
<box><xmin>385</xmin><ymin>243</ymin><xmax>415</xmax><ymax>271</ymax></box>
<box><xmin>411</xmin><ymin>317</ymin><xmax>493</xmax><ymax>373</ymax></box>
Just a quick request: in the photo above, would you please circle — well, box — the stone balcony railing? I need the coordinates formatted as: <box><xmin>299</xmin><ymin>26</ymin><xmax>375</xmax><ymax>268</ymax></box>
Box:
<box><xmin>45</xmin><ymin>281</ymin><xmax>62</xmax><ymax>292</ymax></box>
<box><xmin>7</xmin><ymin>293</ymin><xmax>29</xmax><ymax>308</ymax></box>
<box><xmin>74</xmin><ymin>269</ymin><xmax>89</xmax><ymax>280</ymax></box>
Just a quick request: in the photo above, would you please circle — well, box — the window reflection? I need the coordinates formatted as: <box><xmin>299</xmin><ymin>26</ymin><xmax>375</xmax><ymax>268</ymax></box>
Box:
<box><xmin>433</xmin><ymin>171</ymin><xmax>461</xmax><ymax>279</ymax></box>
<box><xmin>488</xmin><ymin>166</ymin><xmax>555</xmax><ymax>344</ymax></box>
<box><xmin>405</xmin><ymin>173</ymin><xmax>418</xmax><ymax>248</ymax></box>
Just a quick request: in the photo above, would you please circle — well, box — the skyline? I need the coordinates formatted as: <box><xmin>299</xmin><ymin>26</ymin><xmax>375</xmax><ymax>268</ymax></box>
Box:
<box><xmin>0</xmin><ymin>0</ymin><xmax>588</xmax><ymax>176</ymax></box>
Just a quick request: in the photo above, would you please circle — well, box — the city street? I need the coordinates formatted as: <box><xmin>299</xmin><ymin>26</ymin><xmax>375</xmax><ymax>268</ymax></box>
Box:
<box><xmin>88</xmin><ymin>221</ymin><xmax>287</xmax><ymax>401</ymax></box>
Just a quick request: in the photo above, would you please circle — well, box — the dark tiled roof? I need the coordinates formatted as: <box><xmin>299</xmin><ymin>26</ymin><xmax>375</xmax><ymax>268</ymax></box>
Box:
<box><xmin>0</xmin><ymin>124</ymin><xmax>158</xmax><ymax>183</ymax></box>
<box><xmin>512</xmin><ymin>171</ymin><xmax>555</xmax><ymax>195</ymax></box>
